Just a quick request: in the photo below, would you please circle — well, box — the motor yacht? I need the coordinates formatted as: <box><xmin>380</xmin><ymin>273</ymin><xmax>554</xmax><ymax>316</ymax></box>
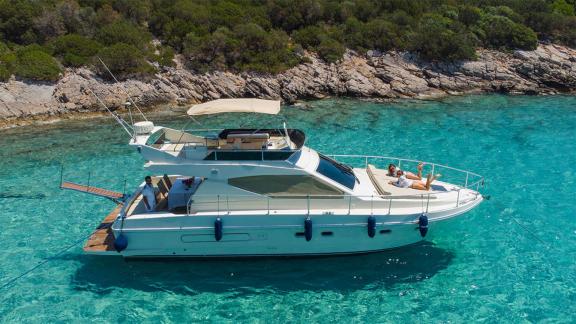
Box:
<box><xmin>62</xmin><ymin>99</ymin><xmax>484</xmax><ymax>257</ymax></box>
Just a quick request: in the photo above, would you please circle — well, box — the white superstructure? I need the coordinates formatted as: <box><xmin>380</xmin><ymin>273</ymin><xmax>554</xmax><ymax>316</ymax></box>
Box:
<box><xmin>78</xmin><ymin>99</ymin><xmax>485</xmax><ymax>257</ymax></box>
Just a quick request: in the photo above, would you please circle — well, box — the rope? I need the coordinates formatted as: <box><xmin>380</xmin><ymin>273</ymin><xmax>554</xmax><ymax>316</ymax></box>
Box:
<box><xmin>0</xmin><ymin>230</ymin><xmax>97</xmax><ymax>291</ymax></box>
<box><xmin>508</xmin><ymin>214</ymin><xmax>554</xmax><ymax>250</ymax></box>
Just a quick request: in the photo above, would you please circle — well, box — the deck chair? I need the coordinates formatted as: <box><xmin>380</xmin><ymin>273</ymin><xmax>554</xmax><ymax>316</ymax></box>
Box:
<box><xmin>163</xmin><ymin>174</ymin><xmax>173</xmax><ymax>190</ymax></box>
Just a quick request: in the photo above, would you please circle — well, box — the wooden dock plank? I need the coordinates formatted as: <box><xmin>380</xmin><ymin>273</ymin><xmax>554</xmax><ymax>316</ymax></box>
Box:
<box><xmin>61</xmin><ymin>181</ymin><xmax>124</xmax><ymax>200</ymax></box>
<box><xmin>83</xmin><ymin>205</ymin><xmax>123</xmax><ymax>253</ymax></box>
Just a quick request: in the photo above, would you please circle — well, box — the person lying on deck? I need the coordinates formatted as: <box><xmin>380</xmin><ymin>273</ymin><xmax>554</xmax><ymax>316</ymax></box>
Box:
<box><xmin>387</xmin><ymin>162</ymin><xmax>424</xmax><ymax>180</ymax></box>
<box><xmin>142</xmin><ymin>176</ymin><xmax>159</xmax><ymax>212</ymax></box>
<box><xmin>389</xmin><ymin>170</ymin><xmax>441</xmax><ymax>191</ymax></box>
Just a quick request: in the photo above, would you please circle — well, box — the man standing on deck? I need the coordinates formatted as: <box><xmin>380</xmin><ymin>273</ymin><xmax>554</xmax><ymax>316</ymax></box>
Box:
<box><xmin>142</xmin><ymin>176</ymin><xmax>158</xmax><ymax>212</ymax></box>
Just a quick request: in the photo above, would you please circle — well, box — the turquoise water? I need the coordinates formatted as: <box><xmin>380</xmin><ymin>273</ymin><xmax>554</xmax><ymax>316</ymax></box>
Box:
<box><xmin>1</xmin><ymin>95</ymin><xmax>575</xmax><ymax>322</ymax></box>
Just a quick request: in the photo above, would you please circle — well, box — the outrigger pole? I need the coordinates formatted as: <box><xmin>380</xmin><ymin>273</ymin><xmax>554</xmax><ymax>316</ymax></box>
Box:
<box><xmin>85</xmin><ymin>87</ymin><xmax>133</xmax><ymax>137</ymax></box>
<box><xmin>84</xmin><ymin>56</ymin><xmax>156</xmax><ymax>138</ymax></box>
<box><xmin>96</xmin><ymin>56</ymin><xmax>148</xmax><ymax>122</ymax></box>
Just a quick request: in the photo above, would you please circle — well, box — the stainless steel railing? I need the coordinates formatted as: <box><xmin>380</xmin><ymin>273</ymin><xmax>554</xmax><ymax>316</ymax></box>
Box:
<box><xmin>325</xmin><ymin>154</ymin><xmax>484</xmax><ymax>191</ymax></box>
<box><xmin>185</xmin><ymin>190</ymin><xmax>482</xmax><ymax>217</ymax></box>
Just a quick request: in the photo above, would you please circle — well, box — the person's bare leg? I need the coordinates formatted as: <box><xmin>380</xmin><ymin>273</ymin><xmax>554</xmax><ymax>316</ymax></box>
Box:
<box><xmin>406</xmin><ymin>172</ymin><xmax>418</xmax><ymax>180</ymax></box>
<box><xmin>425</xmin><ymin>174</ymin><xmax>441</xmax><ymax>190</ymax></box>
<box><xmin>424</xmin><ymin>174</ymin><xmax>433</xmax><ymax>190</ymax></box>
<box><xmin>406</xmin><ymin>162</ymin><xmax>424</xmax><ymax>180</ymax></box>
<box><xmin>411</xmin><ymin>182</ymin><xmax>427</xmax><ymax>190</ymax></box>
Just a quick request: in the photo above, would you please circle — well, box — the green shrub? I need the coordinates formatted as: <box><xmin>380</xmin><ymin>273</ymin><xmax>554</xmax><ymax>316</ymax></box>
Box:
<box><xmin>96</xmin><ymin>21</ymin><xmax>152</xmax><ymax>51</ymax></box>
<box><xmin>363</xmin><ymin>19</ymin><xmax>404</xmax><ymax>51</ymax></box>
<box><xmin>96</xmin><ymin>43</ymin><xmax>155</xmax><ymax>80</ymax></box>
<box><xmin>184</xmin><ymin>24</ymin><xmax>299</xmax><ymax>74</ymax></box>
<box><xmin>155</xmin><ymin>46</ymin><xmax>175</xmax><ymax>67</ymax></box>
<box><xmin>317</xmin><ymin>38</ymin><xmax>345</xmax><ymax>63</ymax></box>
<box><xmin>292</xmin><ymin>25</ymin><xmax>326</xmax><ymax>49</ymax></box>
<box><xmin>0</xmin><ymin>64</ymin><xmax>10</xmax><ymax>81</ymax></box>
<box><xmin>0</xmin><ymin>51</ymin><xmax>17</xmax><ymax>72</ymax></box>
<box><xmin>458</xmin><ymin>5</ymin><xmax>482</xmax><ymax>26</ymax></box>
<box><xmin>13</xmin><ymin>46</ymin><xmax>61</xmax><ymax>81</ymax></box>
<box><xmin>551</xmin><ymin>0</ymin><xmax>575</xmax><ymax>16</ymax></box>
<box><xmin>409</xmin><ymin>15</ymin><xmax>477</xmax><ymax>61</ymax></box>
<box><xmin>50</xmin><ymin>34</ymin><xmax>102</xmax><ymax>67</ymax></box>
<box><xmin>0</xmin><ymin>0</ymin><xmax>39</xmax><ymax>44</ymax></box>
<box><xmin>480</xmin><ymin>15</ymin><xmax>538</xmax><ymax>50</ymax></box>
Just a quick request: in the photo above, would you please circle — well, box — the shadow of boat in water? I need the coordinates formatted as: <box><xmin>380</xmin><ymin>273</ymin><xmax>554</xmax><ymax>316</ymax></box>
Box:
<box><xmin>70</xmin><ymin>242</ymin><xmax>454</xmax><ymax>295</ymax></box>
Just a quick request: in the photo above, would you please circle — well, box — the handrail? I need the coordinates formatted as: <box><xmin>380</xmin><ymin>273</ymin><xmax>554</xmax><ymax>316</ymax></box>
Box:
<box><xmin>185</xmin><ymin>187</ymin><xmax>482</xmax><ymax>216</ymax></box>
<box><xmin>325</xmin><ymin>154</ymin><xmax>484</xmax><ymax>190</ymax></box>
<box><xmin>326</xmin><ymin>154</ymin><xmax>482</xmax><ymax>178</ymax></box>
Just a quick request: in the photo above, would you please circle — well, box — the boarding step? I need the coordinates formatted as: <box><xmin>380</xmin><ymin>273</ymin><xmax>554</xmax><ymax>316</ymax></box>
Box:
<box><xmin>83</xmin><ymin>205</ymin><xmax>122</xmax><ymax>254</ymax></box>
<box><xmin>60</xmin><ymin>181</ymin><xmax>124</xmax><ymax>200</ymax></box>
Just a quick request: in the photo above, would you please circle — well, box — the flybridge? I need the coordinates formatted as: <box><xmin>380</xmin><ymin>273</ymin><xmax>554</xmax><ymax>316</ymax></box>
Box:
<box><xmin>135</xmin><ymin>126</ymin><xmax>305</xmax><ymax>162</ymax></box>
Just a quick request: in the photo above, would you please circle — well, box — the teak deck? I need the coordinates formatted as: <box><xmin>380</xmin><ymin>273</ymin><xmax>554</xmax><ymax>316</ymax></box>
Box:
<box><xmin>83</xmin><ymin>205</ymin><xmax>122</xmax><ymax>254</ymax></box>
<box><xmin>61</xmin><ymin>181</ymin><xmax>124</xmax><ymax>200</ymax></box>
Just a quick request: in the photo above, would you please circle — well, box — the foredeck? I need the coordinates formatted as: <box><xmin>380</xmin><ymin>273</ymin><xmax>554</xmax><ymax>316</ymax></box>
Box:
<box><xmin>83</xmin><ymin>205</ymin><xmax>122</xmax><ymax>254</ymax></box>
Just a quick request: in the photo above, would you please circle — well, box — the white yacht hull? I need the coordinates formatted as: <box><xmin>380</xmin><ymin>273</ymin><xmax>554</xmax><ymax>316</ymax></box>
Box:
<box><xmin>105</xmin><ymin>196</ymin><xmax>482</xmax><ymax>258</ymax></box>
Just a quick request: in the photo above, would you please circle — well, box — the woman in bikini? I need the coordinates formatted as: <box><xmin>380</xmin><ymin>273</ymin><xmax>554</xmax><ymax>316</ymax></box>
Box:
<box><xmin>389</xmin><ymin>169</ymin><xmax>441</xmax><ymax>191</ymax></box>
<box><xmin>388</xmin><ymin>162</ymin><xmax>425</xmax><ymax>180</ymax></box>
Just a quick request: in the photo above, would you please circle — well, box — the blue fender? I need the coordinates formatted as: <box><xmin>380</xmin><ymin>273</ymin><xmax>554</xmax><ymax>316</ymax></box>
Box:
<box><xmin>418</xmin><ymin>214</ymin><xmax>429</xmax><ymax>237</ymax></box>
<box><xmin>114</xmin><ymin>234</ymin><xmax>128</xmax><ymax>252</ymax></box>
<box><xmin>304</xmin><ymin>217</ymin><xmax>312</xmax><ymax>242</ymax></box>
<box><xmin>215</xmin><ymin>217</ymin><xmax>223</xmax><ymax>241</ymax></box>
<box><xmin>367</xmin><ymin>215</ymin><xmax>376</xmax><ymax>238</ymax></box>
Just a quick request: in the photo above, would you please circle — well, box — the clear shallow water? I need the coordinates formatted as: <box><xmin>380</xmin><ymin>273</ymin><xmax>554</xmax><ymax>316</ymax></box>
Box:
<box><xmin>0</xmin><ymin>95</ymin><xmax>575</xmax><ymax>322</ymax></box>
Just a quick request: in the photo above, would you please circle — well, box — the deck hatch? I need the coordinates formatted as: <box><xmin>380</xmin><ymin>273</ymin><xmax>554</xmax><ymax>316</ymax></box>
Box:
<box><xmin>228</xmin><ymin>175</ymin><xmax>343</xmax><ymax>196</ymax></box>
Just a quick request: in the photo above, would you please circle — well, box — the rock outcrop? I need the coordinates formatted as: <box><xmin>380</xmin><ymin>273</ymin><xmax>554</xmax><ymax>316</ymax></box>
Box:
<box><xmin>1</xmin><ymin>44</ymin><xmax>575</xmax><ymax>126</ymax></box>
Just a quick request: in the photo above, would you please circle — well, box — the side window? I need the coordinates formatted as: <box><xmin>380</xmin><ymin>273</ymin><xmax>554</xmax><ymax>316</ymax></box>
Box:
<box><xmin>228</xmin><ymin>175</ymin><xmax>343</xmax><ymax>197</ymax></box>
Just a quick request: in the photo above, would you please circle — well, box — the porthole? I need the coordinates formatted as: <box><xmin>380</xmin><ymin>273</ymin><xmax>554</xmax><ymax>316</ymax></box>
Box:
<box><xmin>295</xmin><ymin>232</ymin><xmax>305</xmax><ymax>237</ymax></box>
<box><xmin>321</xmin><ymin>231</ymin><xmax>334</xmax><ymax>236</ymax></box>
<box><xmin>379</xmin><ymin>229</ymin><xmax>392</xmax><ymax>234</ymax></box>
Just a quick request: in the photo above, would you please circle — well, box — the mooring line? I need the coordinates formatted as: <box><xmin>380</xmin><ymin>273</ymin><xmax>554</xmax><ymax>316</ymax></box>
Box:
<box><xmin>508</xmin><ymin>214</ymin><xmax>555</xmax><ymax>250</ymax></box>
<box><xmin>0</xmin><ymin>230</ymin><xmax>96</xmax><ymax>291</ymax></box>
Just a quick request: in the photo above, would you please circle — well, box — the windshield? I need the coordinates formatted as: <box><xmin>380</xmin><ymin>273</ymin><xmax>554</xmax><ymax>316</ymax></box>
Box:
<box><xmin>145</xmin><ymin>128</ymin><xmax>166</xmax><ymax>146</ymax></box>
<box><xmin>316</xmin><ymin>154</ymin><xmax>357</xmax><ymax>190</ymax></box>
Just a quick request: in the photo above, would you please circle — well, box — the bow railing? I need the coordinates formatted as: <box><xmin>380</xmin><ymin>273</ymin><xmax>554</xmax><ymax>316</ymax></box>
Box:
<box><xmin>326</xmin><ymin>154</ymin><xmax>484</xmax><ymax>191</ymax></box>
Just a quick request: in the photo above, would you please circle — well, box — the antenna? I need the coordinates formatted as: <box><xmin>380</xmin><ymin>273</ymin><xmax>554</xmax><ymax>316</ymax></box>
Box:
<box><xmin>96</xmin><ymin>56</ymin><xmax>148</xmax><ymax>122</ymax></box>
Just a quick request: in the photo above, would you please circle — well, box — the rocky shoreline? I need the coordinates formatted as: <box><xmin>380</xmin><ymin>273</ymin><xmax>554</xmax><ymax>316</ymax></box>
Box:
<box><xmin>1</xmin><ymin>44</ymin><xmax>575</xmax><ymax>128</ymax></box>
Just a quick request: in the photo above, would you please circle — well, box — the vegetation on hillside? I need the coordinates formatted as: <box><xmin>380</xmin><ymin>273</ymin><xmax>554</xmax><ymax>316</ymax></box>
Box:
<box><xmin>0</xmin><ymin>0</ymin><xmax>575</xmax><ymax>81</ymax></box>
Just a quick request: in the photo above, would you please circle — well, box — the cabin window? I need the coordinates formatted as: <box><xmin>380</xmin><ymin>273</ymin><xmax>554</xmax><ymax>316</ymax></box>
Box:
<box><xmin>204</xmin><ymin>151</ymin><xmax>296</xmax><ymax>161</ymax></box>
<box><xmin>228</xmin><ymin>175</ymin><xmax>343</xmax><ymax>197</ymax></box>
<box><xmin>146</xmin><ymin>129</ymin><xmax>166</xmax><ymax>147</ymax></box>
<box><xmin>263</xmin><ymin>151</ymin><xmax>295</xmax><ymax>160</ymax></box>
<box><xmin>316</xmin><ymin>154</ymin><xmax>356</xmax><ymax>190</ymax></box>
<box><xmin>204</xmin><ymin>151</ymin><xmax>261</xmax><ymax>160</ymax></box>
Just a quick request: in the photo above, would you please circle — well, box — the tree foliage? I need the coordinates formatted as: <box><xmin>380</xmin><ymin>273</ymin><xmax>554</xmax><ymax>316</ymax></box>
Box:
<box><xmin>50</xmin><ymin>34</ymin><xmax>102</xmax><ymax>67</ymax></box>
<box><xmin>0</xmin><ymin>0</ymin><xmax>575</xmax><ymax>81</ymax></box>
<box><xmin>96</xmin><ymin>43</ymin><xmax>155</xmax><ymax>80</ymax></box>
<box><xmin>13</xmin><ymin>45</ymin><xmax>62</xmax><ymax>81</ymax></box>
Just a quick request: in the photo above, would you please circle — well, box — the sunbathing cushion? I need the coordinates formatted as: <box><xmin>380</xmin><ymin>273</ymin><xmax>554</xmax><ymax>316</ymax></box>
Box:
<box><xmin>367</xmin><ymin>164</ymin><xmax>391</xmax><ymax>196</ymax></box>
